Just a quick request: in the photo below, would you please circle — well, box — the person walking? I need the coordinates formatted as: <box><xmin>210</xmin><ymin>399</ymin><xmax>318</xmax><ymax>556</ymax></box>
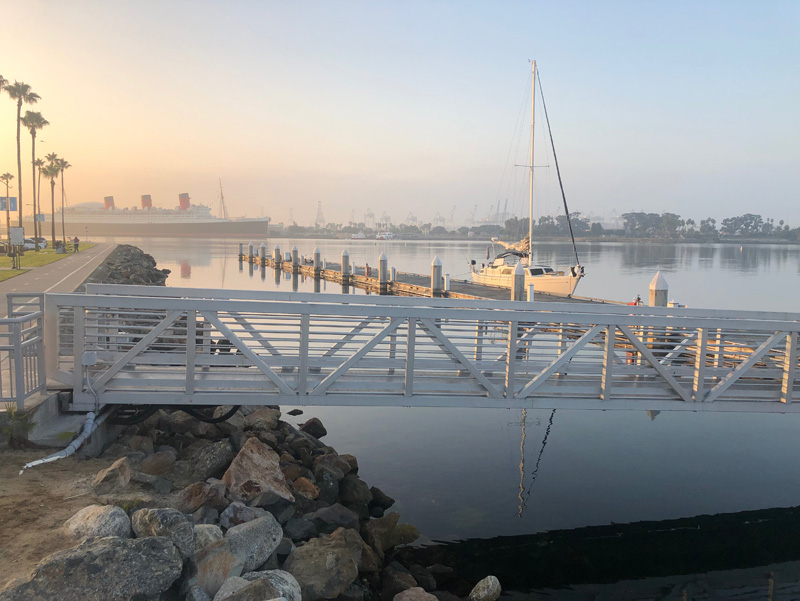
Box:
<box><xmin>72</xmin><ymin>236</ymin><xmax>80</xmax><ymax>253</ymax></box>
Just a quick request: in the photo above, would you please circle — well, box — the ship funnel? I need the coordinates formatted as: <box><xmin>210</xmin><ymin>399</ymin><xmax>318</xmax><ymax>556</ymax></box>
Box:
<box><xmin>103</xmin><ymin>196</ymin><xmax>115</xmax><ymax>210</ymax></box>
<box><xmin>178</xmin><ymin>193</ymin><xmax>191</xmax><ymax>211</ymax></box>
<box><xmin>141</xmin><ymin>194</ymin><xmax>153</xmax><ymax>209</ymax></box>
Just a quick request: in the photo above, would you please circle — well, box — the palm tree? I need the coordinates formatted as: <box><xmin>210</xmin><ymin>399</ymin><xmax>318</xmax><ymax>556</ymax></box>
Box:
<box><xmin>44</xmin><ymin>153</ymin><xmax>59</xmax><ymax>246</ymax></box>
<box><xmin>56</xmin><ymin>158</ymin><xmax>71</xmax><ymax>245</ymax></box>
<box><xmin>0</xmin><ymin>172</ymin><xmax>13</xmax><ymax>246</ymax></box>
<box><xmin>0</xmin><ymin>75</ymin><xmax>7</xmax><ymax>96</ymax></box>
<box><xmin>5</xmin><ymin>83</ymin><xmax>40</xmax><ymax>227</ymax></box>
<box><xmin>20</xmin><ymin>111</ymin><xmax>49</xmax><ymax>250</ymax></box>
<box><xmin>42</xmin><ymin>163</ymin><xmax>59</xmax><ymax>248</ymax></box>
<box><xmin>35</xmin><ymin>158</ymin><xmax>44</xmax><ymax>244</ymax></box>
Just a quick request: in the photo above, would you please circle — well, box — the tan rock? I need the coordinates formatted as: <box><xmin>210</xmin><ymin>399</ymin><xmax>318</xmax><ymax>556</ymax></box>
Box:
<box><xmin>222</xmin><ymin>437</ymin><xmax>294</xmax><ymax>505</ymax></box>
<box><xmin>291</xmin><ymin>477</ymin><xmax>319</xmax><ymax>500</ymax></box>
<box><xmin>92</xmin><ymin>457</ymin><xmax>131</xmax><ymax>495</ymax></box>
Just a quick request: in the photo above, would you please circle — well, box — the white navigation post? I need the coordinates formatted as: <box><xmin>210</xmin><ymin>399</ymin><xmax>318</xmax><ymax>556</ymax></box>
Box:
<box><xmin>248</xmin><ymin>242</ymin><xmax>254</xmax><ymax>264</ymax></box>
<box><xmin>649</xmin><ymin>271</ymin><xmax>668</xmax><ymax>307</ymax></box>
<box><xmin>313</xmin><ymin>248</ymin><xmax>322</xmax><ymax>278</ymax></box>
<box><xmin>291</xmin><ymin>246</ymin><xmax>299</xmax><ymax>274</ymax></box>
<box><xmin>378</xmin><ymin>252</ymin><xmax>389</xmax><ymax>295</ymax></box>
<box><xmin>431</xmin><ymin>256</ymin><xmax>443</xmax><ymax>297</ymax></box>
<box><xmin>259</xmin><ymin>243</ymin><xmax>266</xmax><ymax>266</ymax></box>
<box><xmin>341</xmin><ymin>249</ymin><xmax>350</xmax><ymax>285</ymax></box>
<box><xmin>273</xmin><ymin>244</ymin><xmax>281</xmax><ymax>268</ymax></box>
<box><xmin>512</xmin><ymin>263</ymin><xmax>526</xmax><ymax>301</ymax></box>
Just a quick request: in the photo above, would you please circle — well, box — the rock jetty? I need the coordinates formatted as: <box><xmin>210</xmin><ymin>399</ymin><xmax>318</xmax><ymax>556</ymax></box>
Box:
<box><xmin>82</xmin><ymin>243</ymin><xmax>170</xmax><ymax>287</ymax></box>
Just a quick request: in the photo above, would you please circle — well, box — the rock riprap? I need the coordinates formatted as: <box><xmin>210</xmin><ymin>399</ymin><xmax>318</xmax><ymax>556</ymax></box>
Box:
<box><xmin>63</xmin><ymin>504</ymin><xmax>131</xmax><ymax>541</ymax></box>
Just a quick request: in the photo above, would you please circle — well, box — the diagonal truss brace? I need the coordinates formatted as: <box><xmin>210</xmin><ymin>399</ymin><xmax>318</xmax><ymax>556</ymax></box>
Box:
<box><xmin>702</xmin><ymin>331</ymin><xmax>784</xmax><ymax>403</ymax></box>
<box><xmin>515</xmin><ymin>325</ymin><xmax>604</xmax><ymax>398</ymax></box>
<box><xmin>92</xmin><ymin>310</ymin><xmax>183</xmax><ymax>391</ymax></box>
<box><xmin>322</xmin><ymin>319</ymin><xmax>373</xmax><ymax>358</ymax></box>
<box><xmin>310</xmin><ymin>318</ymin><xmax>402</xmax><ymax>396</ymax></box>
<box><xmin>618</xmin><ymin>325</ymin><xmax>692</xmax><ymax>402</ymax></box>
<box><xmin>201</xmin><ymin>311</ymin><xmax>295</xmax><ymax>395</ymax></box>
<box><xmin>418</xmin><ymin>318</ymin><xmax>502</xmax><ymax>397</ymax></box>
<box><xmin>231</xmin><ymin>313</ymin><xmax>281</xmax><ymax>356</ymax></box>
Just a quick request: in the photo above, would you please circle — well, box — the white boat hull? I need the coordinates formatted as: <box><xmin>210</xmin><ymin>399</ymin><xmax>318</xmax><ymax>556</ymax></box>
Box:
<box><xmin>471</xmin><ymin>269</ymin><xmax>582</xmax><ymax>296</ymax></box>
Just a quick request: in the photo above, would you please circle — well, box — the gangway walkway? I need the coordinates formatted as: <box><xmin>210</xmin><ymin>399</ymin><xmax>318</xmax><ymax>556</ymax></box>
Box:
<box><xmin>38</xmin><ymin>284</ymin><xmax>800</xmax><ymax>414</ymax></box>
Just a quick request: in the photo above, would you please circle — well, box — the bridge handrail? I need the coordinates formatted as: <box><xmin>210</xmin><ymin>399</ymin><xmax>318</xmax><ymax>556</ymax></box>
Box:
<box><xmin>0</xmin><ymin>293</ymin><xmax>46</xmax><ymax>409</ymax></box>
<box><xmin>83</xmin><ymin>284</ymin><xmax>800</xmax><ymax>325</ymax></box>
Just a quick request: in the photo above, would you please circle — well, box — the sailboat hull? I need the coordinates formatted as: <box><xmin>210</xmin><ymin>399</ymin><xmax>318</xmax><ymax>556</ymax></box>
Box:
<box><xmin>471</xmin><ymin>270</ymin><xmax>582</xmax><ymax>296</ymax></box>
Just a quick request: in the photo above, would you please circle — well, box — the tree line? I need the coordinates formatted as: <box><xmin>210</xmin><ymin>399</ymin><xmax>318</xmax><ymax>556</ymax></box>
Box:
<box><xmin>0</xmin><ymin>75</ymin><xmax>72</xmax><ymax>250</ymax></box>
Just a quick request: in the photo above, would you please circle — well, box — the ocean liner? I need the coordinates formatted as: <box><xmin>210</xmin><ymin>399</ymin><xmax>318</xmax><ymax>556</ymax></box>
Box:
<box><xmin>25</xmin><ymin>190</ymin><xmax>271</xmax><ymax>238</ymax></box>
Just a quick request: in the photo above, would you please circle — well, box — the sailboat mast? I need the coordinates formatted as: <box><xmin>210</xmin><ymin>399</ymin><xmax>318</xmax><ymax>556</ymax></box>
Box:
<box><xmin>218</xmin><ymin>177</ymin><xmax>229</xmax><ymax>220</ymax></box>
<box><xmin>528</xmin><ymin>60</ymin><xmax>536</xmax><ymax>261</ymax></box>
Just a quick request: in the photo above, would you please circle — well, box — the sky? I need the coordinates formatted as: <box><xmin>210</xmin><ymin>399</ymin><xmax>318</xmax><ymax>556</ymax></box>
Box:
<box><xmin>0</xmin><ymin>0</ymin><xmax>798</xmax><ymax>227</ymax></box>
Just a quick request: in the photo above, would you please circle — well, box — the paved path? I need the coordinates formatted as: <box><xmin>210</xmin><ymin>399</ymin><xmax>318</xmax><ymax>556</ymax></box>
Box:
<box><xmin>0</xmin><ymin>243</ymin><xmax>115</xmax><ymax>317</ymax></box>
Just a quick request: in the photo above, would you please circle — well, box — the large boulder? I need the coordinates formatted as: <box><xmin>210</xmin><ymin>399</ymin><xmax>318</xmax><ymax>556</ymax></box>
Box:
<box><xmin>212</xmin><ymin>576</ymin><xmax>249</xmax><ymax>601</ymax></box>
<box><xmin>219</xmin><ymin>501</ymin><xmax>268</xmax><ymax>529</ymax></box>
<box><xmin>178</xmin><ymin>481</ymin><xmax>230</xmax><ymax>514</ymax></box>
<box><xmin>306</xmin><ymin>503</ymin><xmax>360</xmax><ymax>534</ymax></box>
<box><xmin>173</xmin><ymin>440</ymin><xmax>236</xmax><ymax>486</ymax></box>
<box><xmin>244</xmin><ymin>407</ymin><xmax>281</xmax><ymax>432</ymax></box>
<box><xmin>195</xmin><ymin>524</ymin><xmax>224</xmax><ymax>552</ymax></box>
<box><xmin>223</xmin><ymin>437</ymin><xmax>294</xmax><ymax>506</ymax></box>
<box><xmin>283</xmin><ymin>531</ymin><xmax>361</xmax><ymax>601</ymax></box>
<box><xmin>241</xmin><ymin>570</ymin><xmax>302</xmax><ymax>601</ymax></box>
<box><xmin>0</xmin><ymin>536</ymin><xmax>182</xmax><ymax>601</ymax></box>
<box><xmin>339</xmin><ymin>474</ymin><xmax>373</xmax><ymax>520</ymax></box>
<box><xmin>64</xmin><ymin>505</ymin><xmax>131</xmax><ymax>541</ymax></box>
<box><xmin>395</xmin><ymin>588</ymin><xmax>438</xmax><ymax>601</ymax></box>
<box><xmin>299</xmin><ymin>417</ymin><xmax>327</xmax><ymax>439</ymax></box>
<box><xmin>330</xmin><ymin>527</ymin><xmax>380</xmax><ymax>573</ymax></box>
<box><xmin>132</xmin><ymin>507</ymin><xmax>196</xmax><ymax>559</ymax></box>
<box><xmin>184</xmin><ymin>514</ymin><xmax>283</xmax><ymax>597</ymax></box>
<box><xmin>91</xmin><ymin>457</ymin><xmax>131</xmax><ymax>495</ymax></box>
<box><xmin>468</xmin><ymin>576</ymin><xmax>502</xmax><ymax>601</ymax></box>
<box><xmin>138</xmin><ymin>450</ymin><xmax>176</xmax><ymax>475</ymax></box>
<box><xmin>361</xmin><ymin>513</ymin><xmax>420</xmax><ymax>560</ymax></box>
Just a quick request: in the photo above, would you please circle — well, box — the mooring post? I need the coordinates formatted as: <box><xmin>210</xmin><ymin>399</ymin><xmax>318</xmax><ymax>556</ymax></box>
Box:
<box><xmin>511</xmin><ymin>263</ymin><xmax>526</xmax><ymax>301</ymax></box>
<box><xmin>649</xmin><ymin>271</ymin><xmax>668</xmax><ymax>307</ymax></box>
<box><xmin>273</xmin><ymin>244</ymin><xmax>281</xmax><ymax>269</ymax></box>
<box><xmin>379</xmin><ymin>252</ymin><xmax>389</xmax><ymax>294</ymax></box>
<box><xmin>238</xmin><ymin>242</ymin><xmax>244</xmax><ymax>261</ymax></box>
<box><xmin>391</xmin><ymin>267</ymin><xmax>396</xmax><ymax>281</ymax></box>
<box><xmin>431</xmin><ymin>256</ymin><xmax>443</xmax><ymax>297</ymax></box>
<box><xmin>527</xmin><ymin>283</ymin><xmax>535</xmax><ymax>302</ymax></box>
<box><xmin>341</xmin><ymin>249</ymin><xmax>351</xmax><ymax>285</ymax></box>
<box><xmin>292</xmin><ymin>246</ymin><xmax>299</xmax><ymax>274</ymax></box>
<box><xmin>248</xmin><ymin>241</ymin><xmax>254</xmax><ymax>264</ymax></box>
<box><xmin>313</xmin><ymin>248</ymin><xmax>322</xmax><ymax>278</ymax></box>
<box><xmin>259</xmin><ymin>243</ymin><xmax>266</xmax><ymax>266</ymax></box>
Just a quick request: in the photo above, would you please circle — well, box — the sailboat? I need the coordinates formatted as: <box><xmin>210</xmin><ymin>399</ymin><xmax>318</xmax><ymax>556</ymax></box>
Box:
<box><xmin>470</xmin><ymin>61</ymin><xmax>584</xmax><ymax>296</ymax></box>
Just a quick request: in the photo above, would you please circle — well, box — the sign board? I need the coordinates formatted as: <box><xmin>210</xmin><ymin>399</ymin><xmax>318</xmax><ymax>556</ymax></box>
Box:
<box><xmin>9</xmin><ymin>227</ymin><xmax>24</xmax><ymax>246</ymax></box>
<box><xmin>36</xmin><ymin>213</ymin><xmax>45</xmax><ymax>222</ymax></box>
<box><xmin>0</xmin><ymin>197</ymin><xmax>18</xmax><ymax>211</ymax></box>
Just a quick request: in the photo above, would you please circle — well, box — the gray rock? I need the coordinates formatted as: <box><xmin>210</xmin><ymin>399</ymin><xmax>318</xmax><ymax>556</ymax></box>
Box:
<box><xmin>339</xmin><ymin>453</ymin><xmax>359</xmax><ymax>474</ymax></box>
<box><xmin>244</xmin><ymin>407</ymin><xmax>281</xmax><ymax>432</ymax></box>
<box><xmin>241</xmin><ymin>569</ymin><xmax>301</xmax><ymax>601</ymax></box>
<box><xmin>283</xmin><ymin>532</ymin><xmax>360</xmax><ymax>601</ymax></box>
<box><xmin>306</xmin><ymin>503</ymin><xmax>360</xmax><ymax>534</ymax></box>
<box><xmin>225</xmin><ymin>514</ymin><xmax>284</xmax><ymax>573</ymax></box>
<box><xmin>174</xmin><ymin>440</ymin><xmax>236</xmax><ymax>486</ymax></box>
<box><xmin>361</xmin><ymin>512</ymin><xmax>420</xmax><ymax>560</ymax></box>
<box><xmin>468</xmin><ymin>575</ymin><xmax>501</xmax><ymax>601</ymax></box>
<box><xmin>330</xmin><ymin>527</ymin><xmax>381</xmax><ymax>573</ymax></box>
<box><xmin>283</xmin><ymin>517</ymin><xmax>316</xmax><ymax>542</ymax></box>
<box><xmin>313</xmin><ymin>464</ymin><xmax>341</xmax><ymax>505</ymax></box>
<box><xmin>222</xmin><ymin>578</ymin><xmax>288</xmax><ymax>601</ymax></box>
<box><xmin>394</xmin><ymin>588</ymin><xmax>438</xmax><ymax>601</ymax></box>
<box><xmin>0</xmin><ymin>536</ymin><xmax>182</xmax><ymax>601</ymax></box>
<box><xmin>381</xmin><ymin>567</ymin><xmax>417</xmax><ymax>601</ymax></box>
<box><xmin>183</xmin><ymin>538</ymin><xmax>244</xmax><ymax>598</ymax></box>
<box><xmin>138</xmin><ymin>450</ymin><xmax>176</xmax><ymax>475</ymax></box>
<box><xmin>212</xmin><ymin>576</ymin><xmax>249</xmax><ymax>601</ymax></box>
<box><xmin>214</xmin><ymin>406</ymin><xmax>246</xmax><ymax>435</ymax></box>
<box><xmin>64</xmin><ymin>504</ymin><xmax>131</xmax><ymax>541</ymax></box>
<box><xmin>223</xmin><ymin>437</ymin><xmax>295</xmax><ymax>506</ymax></box>
<box><xmin>408</xmin><ymin>564</ymin><xmax>437</xmax><ymax>592</ymax></box>
<box><xmin>194</xmin><ymin>506</ymin><xmax>220</xmax><ymax>525</ymax></box>
<box><xmin>132</xmin><ymin>507</ymin><xmax>196</xmax><ymax>559</ymax></box>
<box><xmin>339</xmin><ymin>474</ymin><xmax>373</xmax><ymax>520</ymax></box>
<box><xmin>91</xmin><ymin>457</ymin><xmax>131</xmax><ymax>494</ymax></box>
<box><xmin>130</xmin><ymin>470</ymin><xmax>173</xmax><ymax>494</ymax></box>
<box><xmin>186</xmin><ymin>586</ymin><xmax>213</xmax><ymax>601</ymax></box>
<box><xmin>299</xmin><ymin>417</ymin><xmax>327</xmax><ymax>438</ymax></box>
<box><xmin>196</xmin><ymin>524</ymin><xmax>225</xmax><ymax>551</ymax></box>
<box><xmin>370</xmin><ymin>486</ymin><xmax>396</xmax><ymax>510</ymax></box>
<box><xmin>220</xmin><ymin>501</ymin><xmax>268</xmax><ymax>529</ymax></box>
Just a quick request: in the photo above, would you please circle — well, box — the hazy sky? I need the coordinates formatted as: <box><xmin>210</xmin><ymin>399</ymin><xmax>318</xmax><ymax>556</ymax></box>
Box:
<box><xmin>1</xmin><ymin>0</ymin><xmax>798</xmax><ymax>226</ymax></box>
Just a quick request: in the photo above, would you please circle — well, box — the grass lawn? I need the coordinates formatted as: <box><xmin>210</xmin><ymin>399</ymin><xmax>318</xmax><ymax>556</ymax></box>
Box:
<box><xmin>0</xmin><ymin>243</ymin><xmax>95</xmax><ymax>269</ymax></box>
<box><xmin>0</xmin><ymin>269</ymin><xmax>29</xmax><ymax>282</ymax></box>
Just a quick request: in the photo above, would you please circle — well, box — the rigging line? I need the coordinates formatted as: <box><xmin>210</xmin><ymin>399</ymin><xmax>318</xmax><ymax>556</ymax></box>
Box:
<box><xmin>536</xmin><ymin>70</ymin><xmax>581</xmax><ymax>267</ymax></box>
<box><xmin>496</xmin><ymin>72</ymin><xmax>532</xmax><ymax>212</ymax></box>
<box><xmin>519</xmin><ymin>408</ymin><xmax>557</xmax><ymax>515</ymax></box>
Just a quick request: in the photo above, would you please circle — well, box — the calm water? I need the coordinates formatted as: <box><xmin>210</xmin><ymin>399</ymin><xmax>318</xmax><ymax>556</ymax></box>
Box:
<box><xmin>95</xmin><ymin>236</ymin><xmax>800</xmax><ymax>584</ymax></box>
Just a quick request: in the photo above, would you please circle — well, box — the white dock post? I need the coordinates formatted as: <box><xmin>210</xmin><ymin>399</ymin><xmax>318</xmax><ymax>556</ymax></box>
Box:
<box><xmin>273</xmin><ymin>244</ymin><xmax>281</xmax><ymax>268</ymax></box>
<box><xmin>238</xmin><ymin>242</ymin><xmax>244</xmax><ymax>261</ymax></box>
<box><xmin>391</xmin><ymin>266</ymin><xmax>396</xmax><ymax>281</ymax></box>
<box><xmin>512</xmin><ymin>263</ymin><xmax>526</xmax><ymax>301</ymax></box>
<box><xmin>292</xmin><ymin>246</ymin><xmax>299</xmax><ymax>274</ymax></box>
<box><xmin>284</xmin><ymin>251</ymin><xmax>291</xmax><ymax>263</ymax></box>
<box><xmin>323</xmin><ymin>258</ymin><xmax>327</xmax><ymax>270</ymax></box>
<box><xmin>341</xmin><ymin>249</ymin><xmax>351</xmax><ymax>284</ymax></box>
<box><xmin>259</xmin><ymin>243</ymin><xmax>266</xmax><ymax>266</ymax></box>
<box><xmin>248</xmin><ymin>241</ymin><xmax>254</xmax><ymax>263</ymax></box>
<box><xmin>378</xmin><ymin>252</ymin><xmax>389</xmax><ymax>295</ymax></box>
<box><xmin>527</xmin><ymin>283</ymin><xmax>535</xmax><ymax>302</ymax></box>
<box><xmin>313</xmin><ymin>248</ymin><xmax>322</xmax><ymax>278</ymax></box>
<box><xmin>431</xmin><ymin>256</ymin><xmax>443</xmax><ymax>297</ymax></box>
<box><xmin>649</xmin><ymin>271</ymin><xmax>668</xmax><ymax>307</ymax></box>
<box><xmin>444</xmin><ymin>273</ymin><xmax>451</xmax><ymax>291</ymax></box>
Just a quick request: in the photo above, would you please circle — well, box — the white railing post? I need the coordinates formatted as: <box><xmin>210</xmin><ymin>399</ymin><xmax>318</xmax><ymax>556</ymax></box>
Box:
<box><xmin>185</xmin><ymin>310</ymin><xmax>196</xmax><ymax>395</ymax></box>
<box><xmin>298</xmin><ymin>313</ymin><xmax>309</xmax><ymax>396</ymax></box>
<box><xmin>781</xmin><ymin>332</ymin><xmax>797</xmax><ymax>404</ymax></box>
<box><xmin>404</xmin><ymin>317</ymin><xmax>416</xmax><ymax>396</ymax></box>
<box><xmin>505</xmin><ymin>321</ymin><xmax>518</xmax><ymax>398</ymax></box>
<box><xmin>693</xmin><ymin>327</ymin><xmax>708</xmax><ymax>401</ymax></box>
<box><xmin>600</xmin><ymin>325</ymin><xmax>614</xmax><ymax>401</ymax></box>
<box><xmin>12</xmin><ymin>322</ymin><xmax>24</xmax><ymax>409</ymax></box>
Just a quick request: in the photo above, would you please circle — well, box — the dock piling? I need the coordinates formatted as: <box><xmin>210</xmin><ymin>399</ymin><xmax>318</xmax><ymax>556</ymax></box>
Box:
<box><xmin>379</xmin><ymin>253</ymin><xmax>389</xmax><ymax>294</ymax></box>
<box><xmin>650</xmin><ymin>272</ymin><xmax>668</xmax><ymax>307</ymax></box>
<box><xmin>238</xmin><ymin>243</ymin><xmax>244</xmax><ymax>261</ymax></box>
<box><xmin>292</xmin><ymin>247</ymin><xmax>299</xmax><ymax>274</ymax></box>
<box><xmin>248</xmin><ymin>242</ymin><xmax>254</xmax><ymax>263</ymax></box>
<box><xmin>273</xmin><ymin>245</ymin><xmax>282</xmax><ymax>268</ymax></box>
<box><xmin>527</xmin><ymin>283</ymin><xmax>535</xmax><ymax>302</ymax></box>
<box><xmin>341</xmin><ymin>250</ymin><xmax>351</xmax><ymax>285</ymax></box>
<box><xmin>512</xmin><ymin>263</ymin><xmax>525</xmax><ymax>301</ymax></box>
<box><xmin>431</xmin><ymin>256</ymin><xmax>443</xmax><ymax>297</ymax></box>
<box><xmin>313</xmin><ymin>248</ymin><xmax>322</xmax><ymax>278</ymax></box>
